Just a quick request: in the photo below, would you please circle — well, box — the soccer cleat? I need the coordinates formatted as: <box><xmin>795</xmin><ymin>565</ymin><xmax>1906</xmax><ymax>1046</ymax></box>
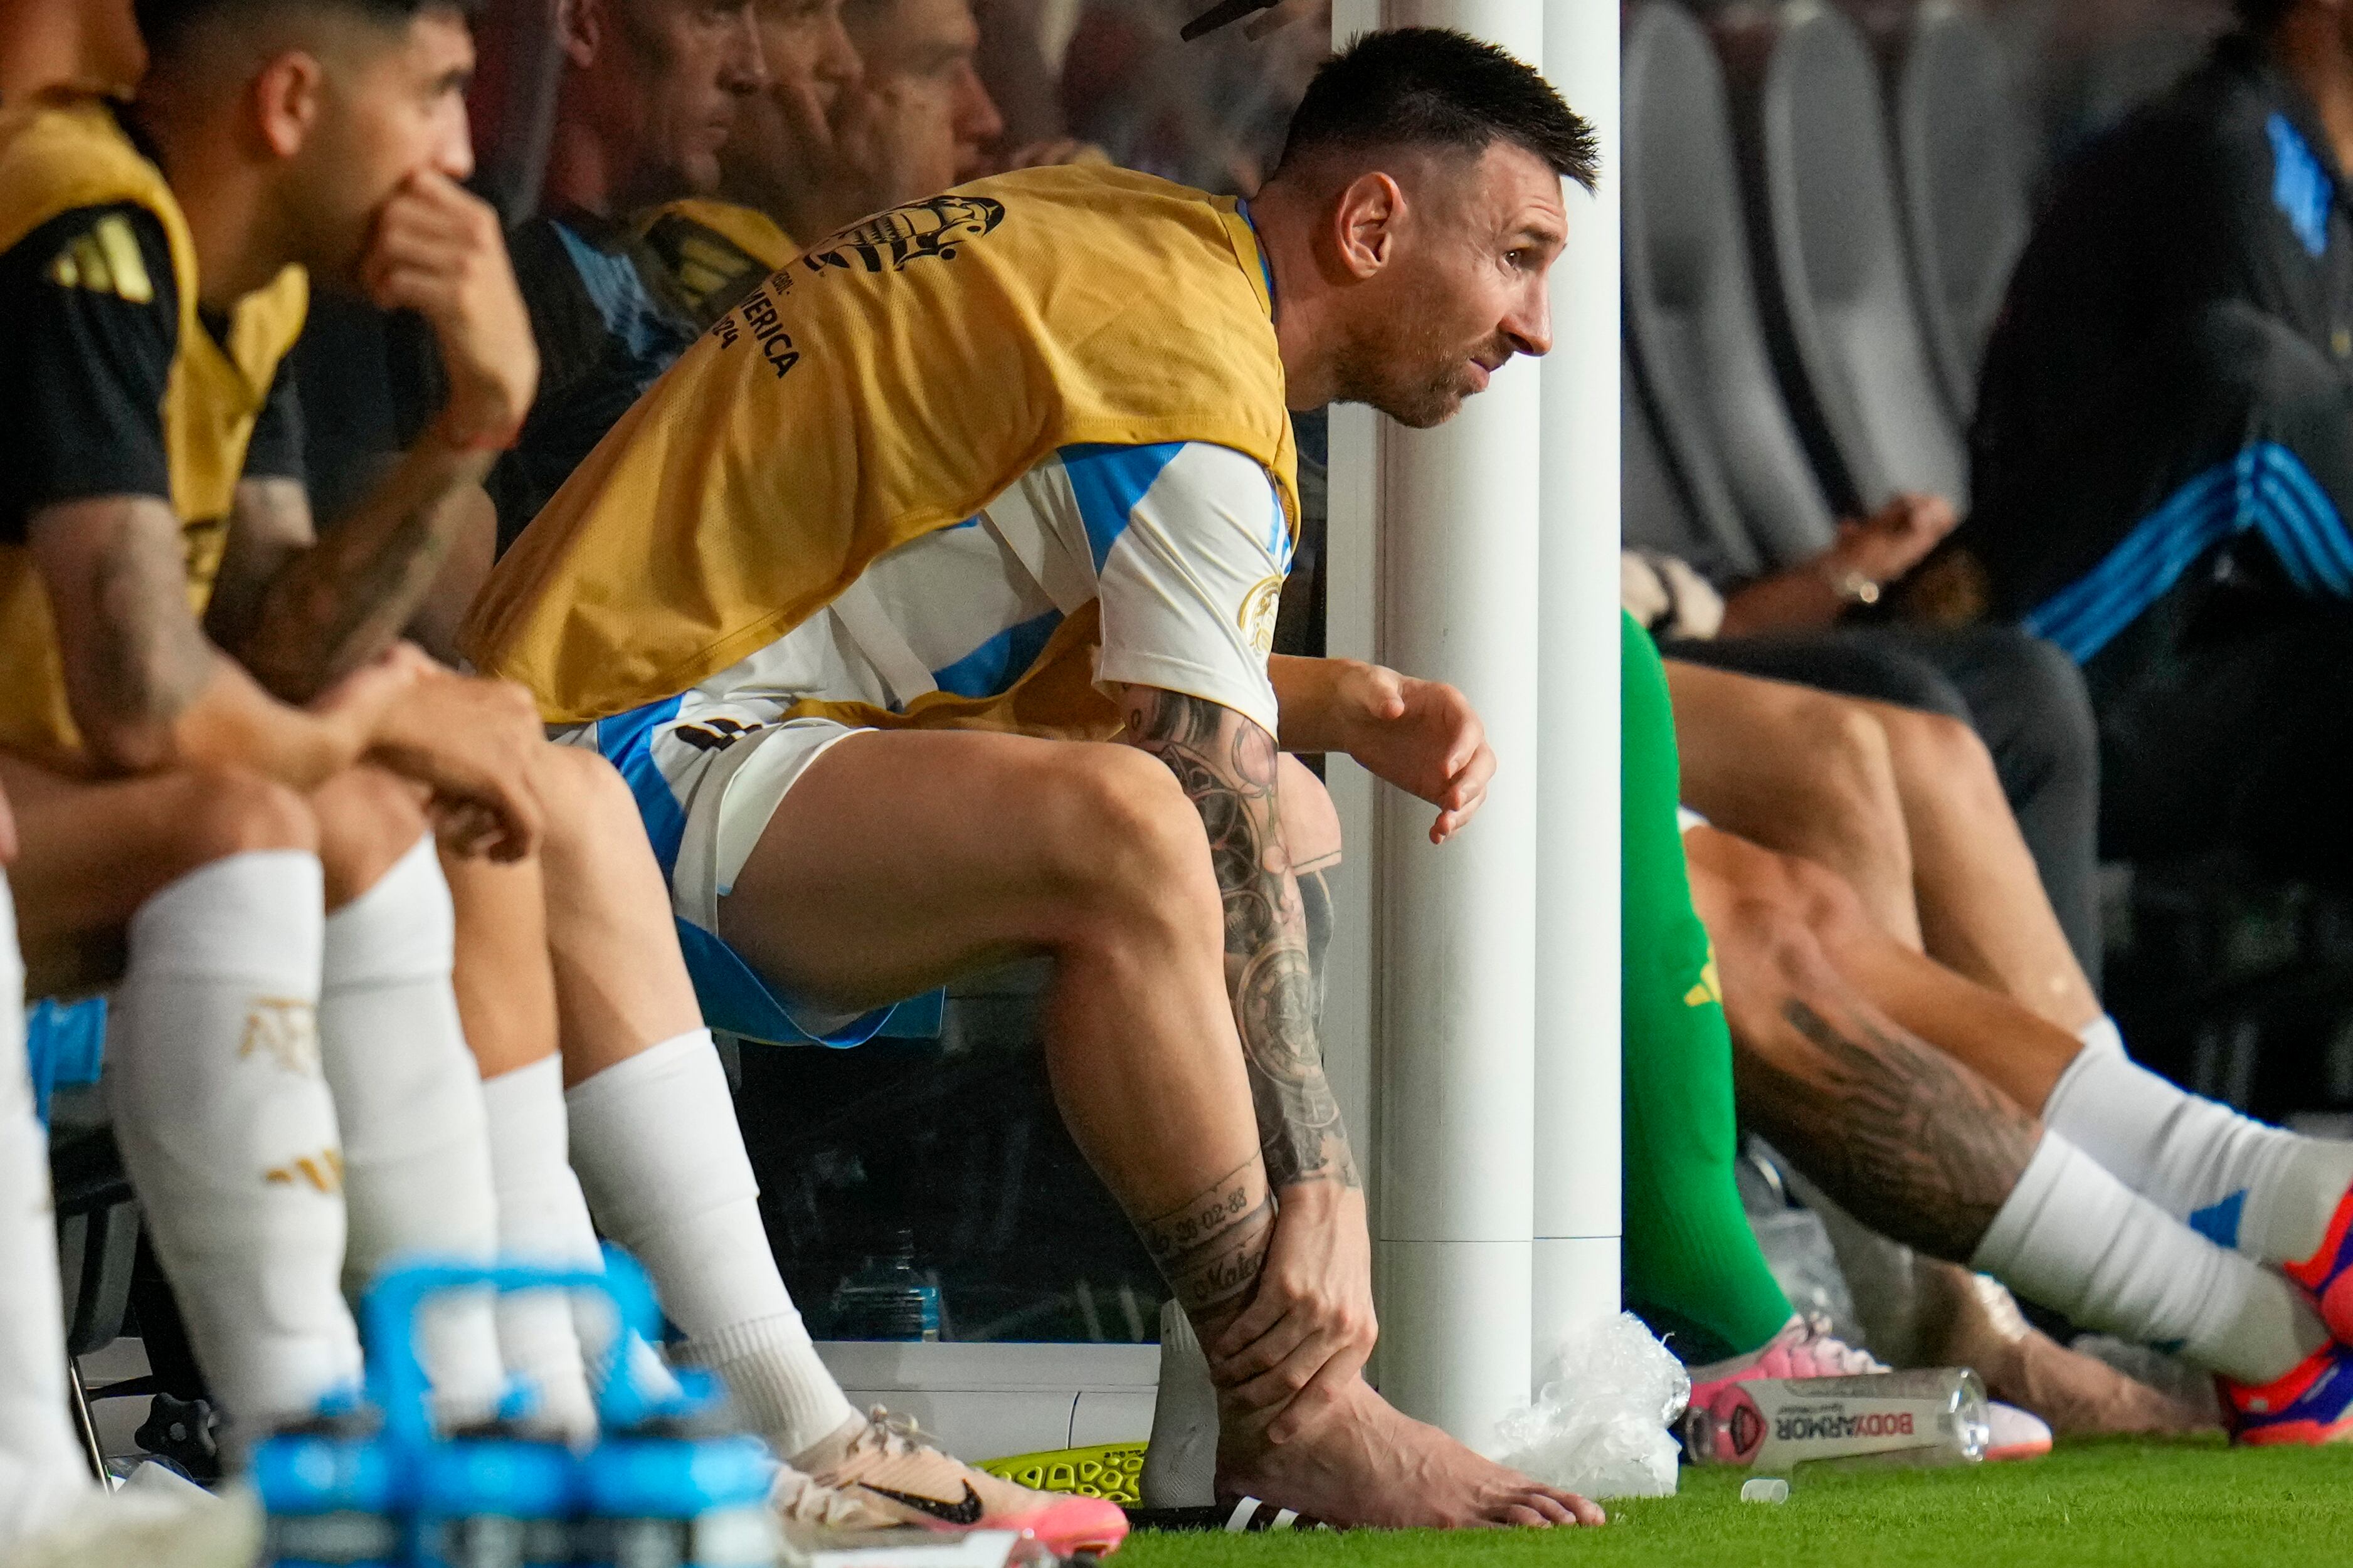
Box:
<box><xmin>803</xmin><ymin>1406</ymin><xmax>1129</xmax><ymax>1557</ymax></box>
<box><xmin>2282</xmin><ymin>1186</ymin><xmax>2353</xmax><ymax>1344</ymax></box>
<box><xmin>770</xmin><ymin>1463</ymin><xmax>966</xmax><ymax>1555</ymax></box>
<box><xmin>1984</xmin><ymin>1403</ymin><xmax>2053</xmax><ymax>1461</ymax></box>
<box><xmin>1685</xmin><ymin>1312</ymin><xmax>1887</xmax><ymax>1410</ymax></box>
<box><xmin>2219</xmin><ymin>1342</ymin><xmax>2353</xmax><ymax>1445</ymax></box>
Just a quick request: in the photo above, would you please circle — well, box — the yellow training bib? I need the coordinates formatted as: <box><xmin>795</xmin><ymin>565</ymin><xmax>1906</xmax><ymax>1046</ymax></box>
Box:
<box><xmin>0</xmin><ymin>97</ymin><xmax>307</xmax><ymax>764</ymax></box>
<box><xmin>465</xmin><ymin>164</ymin><xmax>1298</xmax><ymax>736</ymax></box>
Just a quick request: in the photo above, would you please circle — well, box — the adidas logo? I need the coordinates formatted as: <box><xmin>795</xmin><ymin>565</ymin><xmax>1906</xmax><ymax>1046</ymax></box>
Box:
<box><xmin>263</xmin><ymin>1147</ymin><xmax>344</xmax><ymax>1194</ymax></box>
<box><xmin>45</xmin><ymin>213</ymin><xmax>154</xmax><ymax>303</ymax></box>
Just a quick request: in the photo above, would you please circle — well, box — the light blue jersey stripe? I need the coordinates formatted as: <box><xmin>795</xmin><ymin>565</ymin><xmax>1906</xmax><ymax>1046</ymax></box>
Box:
<box><xmin>2026</xmin><ymin>443</ymin><xmax>2353</xmax><ymax>661</ymax></box>
<box><xmin>931</xmin><ymin>608</ymin><xmax>1065</xmax><ymax>698</ymax></box>
<box><xmin>1059</xmin><ymin>441</ymin><xmax>1185</xmax><ymax>569</ymax></box>
<box><xmin>596</xmin><ymin>695</ymin><xmax>688</xmax><ymax>875</ymax></box>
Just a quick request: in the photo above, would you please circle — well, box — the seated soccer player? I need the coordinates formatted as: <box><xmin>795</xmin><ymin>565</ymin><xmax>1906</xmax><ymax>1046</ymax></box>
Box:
<box><xmin>0</xmin><ymin>784</ymin><xmax>266</xmax><ymax>1564</ymax></box>
<box><xmin>128</xmin><ymin>0</ymin><xmax>1114</xmax><ymax>1547</ymax></box>
<box><xmin>1681</xmin><ymin>805</ymin><xmax>2353</xmax><ymax>1442</ymax></box>
<box><xmin>1918</xmin><ymin>0</ymin><xmax>2353</xmax><ymax>882</ymax></box>
<box><xmin>490</xmin><ymin>0</ymin><xmax>775</xmax><ymax>540</ymax></box>
<box><xmin>0</xmin><ymin>0</ymin><xmax>584</xmax><ymax>1457</ymax></box>
<box><xmin>722</xmin><ymin>0</ymin><xmax>1004</xmax><ymax>243</ymax></box>
<box><xmin>467</xmin><ymin>28</ymin><xmax>1608</xmax><ymax>1529</ymax></box>
<box><xmin>1614</xmin><ymin>617</ymin><xmax>2203</xmax><ymax>1447</ymax></box>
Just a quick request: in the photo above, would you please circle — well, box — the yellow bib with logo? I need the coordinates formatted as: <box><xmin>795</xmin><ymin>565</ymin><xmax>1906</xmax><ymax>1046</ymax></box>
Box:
<box><xmin>465</xmin><ymin>164</ymin><xmax>1298</xmax><ymax>735</ymax></box>
<box><xmin>0</xmin><ymin>98</ymin><xmax>307</xmax><ymax>764</ymax></box>
<box><xmin>632</xmin><ymin>197</ymin><xmax>796</xmax><ymax>324</ymax></box>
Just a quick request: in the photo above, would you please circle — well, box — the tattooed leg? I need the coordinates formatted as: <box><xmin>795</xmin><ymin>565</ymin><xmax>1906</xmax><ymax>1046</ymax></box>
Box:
<box><xmin>1139</xmin><ymin>1160</ymin><xmax>1278</xmax><ymax>1321</ymax></box>
<box><xmin>1120</xmin><ymin>688</ymin><xmax>1358</xmax><ymax>1194</ymax></box>
<box><xmin>1685</xmin><ymin>827</ymin><xmax>2041</xmax><ymax>1260</ymax></box>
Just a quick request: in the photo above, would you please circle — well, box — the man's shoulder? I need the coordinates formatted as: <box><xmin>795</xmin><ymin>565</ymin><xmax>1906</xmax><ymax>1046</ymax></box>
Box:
<box><xmin>0</xmin><ymin>97</ymin><xmax>178</xmax><ymax>259</ymax></box>
<box><xmin>2058</xmin><ymin>45</ymin><xmax>2298</xmax><ymax>214</ymax></box>
<box><xmin>509</xmin><ymin>209</ymin><xmax>699</xmax><ymax>388</ymax></box>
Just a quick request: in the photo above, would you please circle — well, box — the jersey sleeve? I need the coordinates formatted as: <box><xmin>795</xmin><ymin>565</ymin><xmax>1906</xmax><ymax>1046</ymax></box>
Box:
<box><xmin>239</xmin><ymin>350</ymin><xmax>305</xmax><ymax>482</ymax></box>
<box><xmin>1067</xmin><ymin>440</ymin><xmax>1291</xmax><ymax>737</ymax></box>
<box><xmin>0</xmin><ymin>203</ymin><xmax>178</xmax><ymax>543</ymax></box>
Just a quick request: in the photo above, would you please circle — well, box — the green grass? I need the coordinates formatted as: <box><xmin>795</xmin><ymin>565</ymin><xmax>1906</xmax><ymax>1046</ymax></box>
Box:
<box><xmin>1116</xmin><ymin>1438</ymin><xmax>2353</xmax><ymax>1567</ymax></box>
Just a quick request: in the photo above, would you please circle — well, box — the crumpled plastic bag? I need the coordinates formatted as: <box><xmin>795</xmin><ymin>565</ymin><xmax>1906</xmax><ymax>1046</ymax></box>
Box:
<box><xmin>1494</xmin><ymin>1312</ymin><xmax>1689</xmax><ymax>1498</ymax></box>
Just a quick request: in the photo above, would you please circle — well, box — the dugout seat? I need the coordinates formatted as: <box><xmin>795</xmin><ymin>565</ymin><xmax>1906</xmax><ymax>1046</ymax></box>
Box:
<box><xmin>1622</xmin><ymin>0</ymin><xmax>1838</xmax><ymax>574</ymax></box>
<box><xmin>1888</xmin><ymin>4</ymin><xmax>2031</xmax><ymax>423</ymax></box>
<box><xmin>1713</xmin><ymin>1</ymin><xmax>1969</xmax><ymax>517</ymax></box>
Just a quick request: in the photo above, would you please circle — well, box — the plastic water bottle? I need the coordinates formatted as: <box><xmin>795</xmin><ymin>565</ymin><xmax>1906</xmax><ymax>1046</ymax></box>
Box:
<box><xmin>248</xmin><ymin>1410</ymin><xmax>400</xmax><ymax>1568</ymax></box>
<box><xmin>828</xmin><ymin>1231</ymin><xmax>943</xmax><ymax>1341</ymax></box>
<box><xmin>1682</xmin><ymin>1368</ymin><xmax>1991</xmax><ymax>1471</ymax></box>
<box><xmin>573</xmin><ymin>1372</ymin><xmax>780</xmax><ymax>1568</ymax></box>
<box><xmin>413</xmin><ymin>1429</ymin><xmax>574</xmax><ymax>1568</ymax></box>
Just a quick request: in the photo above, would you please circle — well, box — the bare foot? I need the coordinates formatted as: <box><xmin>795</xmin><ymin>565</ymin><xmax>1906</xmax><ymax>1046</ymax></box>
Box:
<box><xmin>1920</xmin><ymin>1265</ymin><xmax>2216</xmax><ymax>1436</ymax></box>
<box><xmin>1215</xmin><ymin>1374</ymin><xmax>1605</xmax><ymax>1529</ymax></box>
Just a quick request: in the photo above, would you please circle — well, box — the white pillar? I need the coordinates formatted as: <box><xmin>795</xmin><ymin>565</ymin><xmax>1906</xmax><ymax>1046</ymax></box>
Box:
<box><xmin>1532</xmin><ymin>0</ymin><xmax>1624</xmax><ymax>1368</ymax></box>
<box><xmin>1363</xmin><ymin>0</ymin><xmax>1545</xmax><ymax>1452</ymax></box>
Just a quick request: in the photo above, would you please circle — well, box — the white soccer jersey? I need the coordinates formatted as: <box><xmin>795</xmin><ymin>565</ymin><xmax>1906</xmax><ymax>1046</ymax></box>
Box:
<box><xmin>575</xmin><ymin>436</ymin><xmax>1293</xmax><ymax>903</ymax></box>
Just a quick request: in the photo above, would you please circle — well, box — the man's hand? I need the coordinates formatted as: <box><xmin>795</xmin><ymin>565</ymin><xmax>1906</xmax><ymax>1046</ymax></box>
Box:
<box><xmin>1325</xmin><ymin>663</ymin><xmax>1495</xmax><ymax>844</ymax></box>
<box><xmin>359</xmin><ymin>667</ymin><xmax>546</xmax><ymax>862</ymax></box>
<box><xmin>359</xmin><ymin>170</ymin><xmax>539</xmax><ymax>449</ymax></box>
<box><xmin>305</xmin><ymin>639</ymin><xmax>433</xmax><ymax>757</ymax></box>
<box><xmin>1828</xmin><ymin>492</ymin><xmax>1958</xmax><ymax>587</ymax></box>
<box><xmin>1207</xmin><ymin>1182</ymin><xmax>1377</xmax><ymax>1431</ymax></box>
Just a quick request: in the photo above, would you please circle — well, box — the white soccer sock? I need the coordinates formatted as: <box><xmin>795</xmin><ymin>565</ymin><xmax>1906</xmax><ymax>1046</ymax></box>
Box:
<box><xmin>2042</xmin><ymin>1033</ymin><xmax>2353</xmax><ymax>1267</ymax></box>
<box><xmin>482</xmin><ymin>1055</ymin><xmax>601</xmax><ymax>1441</ymax></box>
<box><xmin>1970</xmin><ymin>1131</ymin><xmax>2325</xmax><ymax>1386</ymax></box>
<box><xmin>0</xmin><ymin>877</ymin><xmax>98</xmax><ymax>1540</ymax></box>
<box><xmin>319</xmin><ymin>836</ymin><xmax>505</xmax><ymax>1429</ymax></box>
<box><xmin>105</xmin><ymin>851</ymin><xmax>362</xmax><ymax>1429</ymax></box>
<box><xmin>565</xmin><ymin>1028</ymin><xmax>855</xmax><ymax>1459</ymax></box>
<box><xmin>2073</xmin><ymin>1014</ymin><xmax>2125</xmax><ymax>1061</ymax></box>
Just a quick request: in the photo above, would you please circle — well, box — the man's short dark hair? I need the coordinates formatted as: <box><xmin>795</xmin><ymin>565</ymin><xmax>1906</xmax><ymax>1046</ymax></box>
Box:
<box><xmin>1277</xmin><ymin>27</ymin><xmax>1599</xmax><ymax>193</ymax></box>
<box><xmin>135</xmin><ymin>0</ymin><xmax>477</xmax><ymax>59</ymax></box>
<box><xmin>2236</xmin><ymin>0</ymin><xmax>2298</xmax><ymax>31</ymax></box>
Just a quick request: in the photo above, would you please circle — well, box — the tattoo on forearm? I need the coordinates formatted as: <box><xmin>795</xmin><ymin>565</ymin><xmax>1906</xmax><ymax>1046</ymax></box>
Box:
<box><xmin>244</xmin><ymin>500</ymin><xmax>456</xmax><ymax>700</ymax></box>
<box><xmin>1139</xmin><ymin>1161</ymin><xmax>1275</xmax><ymax>1313</ymax></box>
<box><xmin>91</xmin><ymin>518</ymin><xmax>213</xmax><ymax>733</ymax></box>
<box><xmin>1123</xmin><ymin>688</ymin><xmax>1359</xmax><ymax>1192</ymax></box>
<box><xmin>1733</xmin><ymin>998</ymin><xmax>2037</xmax><ymax>1261</ymax></box>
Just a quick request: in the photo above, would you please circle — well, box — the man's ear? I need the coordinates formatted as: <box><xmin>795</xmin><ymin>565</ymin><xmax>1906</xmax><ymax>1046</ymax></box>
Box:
<box><xmin>1331</xmin><ymin>169</ymin><xmax>1403</xmax><ymax>281</ymax></box>
<box><xmin>251</xmin><ymin>49</ymin><xmax>324</xmax><ymax>159</ymax></box>
<box><xmin>561</xmin><ymin>0</ymin><xmax>601</xmax><ymax>70</ymax></box>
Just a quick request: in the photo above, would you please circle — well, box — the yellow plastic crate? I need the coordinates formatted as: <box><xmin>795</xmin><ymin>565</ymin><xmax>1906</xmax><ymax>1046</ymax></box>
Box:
<box><xmin>977</xmin><ymin>1442</ymin><xmax>1147</xmax><ymax>1507</ymax></box>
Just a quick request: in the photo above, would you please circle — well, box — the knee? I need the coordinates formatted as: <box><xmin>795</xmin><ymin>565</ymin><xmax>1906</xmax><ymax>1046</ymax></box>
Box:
<box><xmin>310</xmin><ymin>764</ymin><xmax>431</xmax><ymax>907</ymax></box>
<box><xmin>1770</xmin><ymin>850</ymin><xmax>1874</xmax><ymax>944</ymax></box>
<box><xmin>2007</xmin><ymin>634</ymin><xmax>2100</xmax><ymax>784</ymax></box>
<box><xmin>1885</xmin><ymin>707</ymin><xmax>2002</xmax><ymax>804</ymax></box>
<box><xmin>1037</xmin><ymin>747</ymin><xmax>1222</xmax><ymax>937</ymax></box>
<box><xmin>527</xmin><ymin>742</ymin><xmax>641</xmax><ymax>849</ymax></box>
<box><xmin>177</xmin><ymin>767</ymin><xmax>318</xmax><ymax>864</ymax></box>
<box><xmin>1787</xmin><ymin>697</ymin><xmax>1903</xmax><ymax>831</ymax></box>
<box><xmin>1277</xmin><ymin>755</ymin><xmax>1342</xmax><ymax>871</ymax></box>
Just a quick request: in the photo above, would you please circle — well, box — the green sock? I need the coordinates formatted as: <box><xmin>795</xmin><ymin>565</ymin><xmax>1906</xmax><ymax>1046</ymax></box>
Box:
<box><xmin>1618</xmin><ymin>612</ymin><xmax>1795</xmax><ymax>1364</ymax></box>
